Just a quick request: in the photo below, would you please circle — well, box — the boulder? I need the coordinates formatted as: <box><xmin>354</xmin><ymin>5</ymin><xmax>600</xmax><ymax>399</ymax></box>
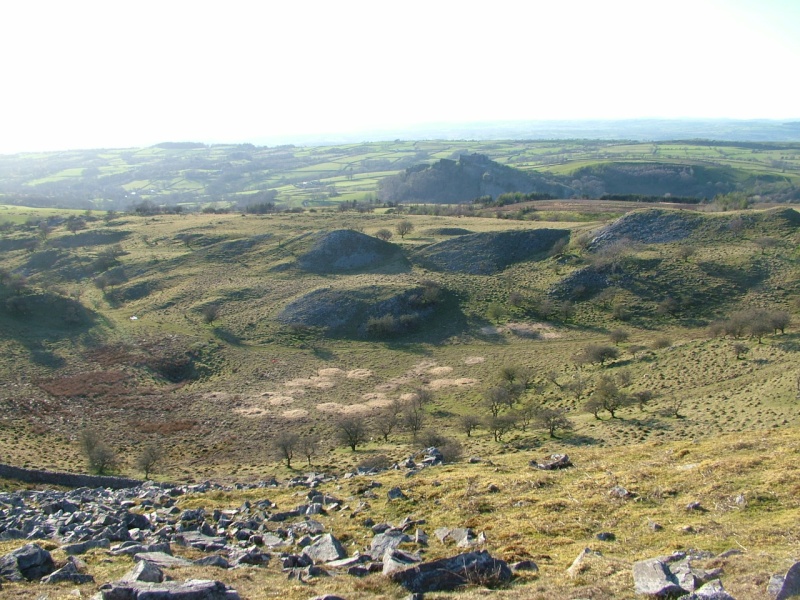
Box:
<box><xmin>382</xmin><ymin>548</ymin><xmax>422</xmax><ymax>576</ymax></box>
<box><xmin>302</xmin><ymin>533</ymin><xmax>346</xmax><ymax>564</ymax></box>
<box><xmin>96</xmin><ymin>578</ymin><xmax>240</xmax><ymax>599</ymax></box>
<box><xmin>194</xmin><ymin>555</ymin><xmax>231</xmax><ymax>569</ymax></box>
<box><xmin>387</xmin><ymin>549</ymin><xmax>512</xmax><ymax>593</ymax></box>
<box><xmin>0</xmin><ymin>543</ymin><xmax>55</xmax><ymax>581</ymax></box>
<box><xmin>679</xmin><ymin>578</ymin><xmax>736</xmax><ymax>599</ymax></box>
<box><xmin>41</xmin><ymin>559</ymin><xmax>94</xmax><ymax>585</ymax></box>
<box><xmin>122</xmin><ymin>559</ymin><xmax>165</xmax><ymax>583</ymax></box>
<box><xmin>370</xmin><ymin>531</ymin><xmax>411</xmax><ymax>559</ymax></box>
<box><xmin>532</xmin><ymin>454</ymin><xmax>572</xmax><ymax>470</ymax></box>
<box><xmin>62</xmin><ymin>538</ymin><xmax>111</xmax><ymax>555</ymax></box>
<box><xmin>133</xmin><ymin>552</ymin><xmax>194</xmax><ymax>568</ymax></box>
<box><xmin>632</xmin><ymin>557</ymin><xmax>687</xmax><ymax>597</ymax></box>
<box><xmin>775</xmin><ymin>561</ymin><xmax>800</xmax><ymax>600</ymax></box>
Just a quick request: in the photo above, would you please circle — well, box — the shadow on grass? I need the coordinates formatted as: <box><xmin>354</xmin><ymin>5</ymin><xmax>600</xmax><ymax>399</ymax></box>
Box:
<box><xmin>312</xmin><ymin>346</ymin><xmax>336</xmax><ymax>360</ymax></box>
<box><xmin>213</xmin><ymin>327</ymin><xmax>244</xmax><ymax>346</ymax></box>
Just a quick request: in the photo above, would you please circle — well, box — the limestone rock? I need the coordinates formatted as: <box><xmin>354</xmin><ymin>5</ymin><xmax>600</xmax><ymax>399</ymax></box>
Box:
<box><xmin>41</xmin><ymin>559</ymin><xmax>95</xmax><ymax>585</ymax></box>
<box><xmin>387</xmin><ymin>549</ymin><xmax>512</xmax><ymax>593</ymax></box>
<box><xmin>0</xmin><ymin>543</ymin><xmax>55</xmax><ymax>582</ymax></box>
<box><xmin>96</xmin><ymin>578</ymin><xmax>240</xmax><ymax>599</ymax></box>
<box><xmin>776</xmin><ymin>561</ymin><xmax>800</xmax><ymax>600</ymax></box>
<box><xmin>632</xmin><ymin>557</ymin><xmax>687</xmax><ymax>597</ymax></box>
<box><xmin>302</xmin><ymin>533</ymin><xmax>346</xmax><ymax>564</ymax></box>
<box><xmin>122</xmin><ymin>559</ymin><xmax>165</xmax><ymax>583</ymax></box>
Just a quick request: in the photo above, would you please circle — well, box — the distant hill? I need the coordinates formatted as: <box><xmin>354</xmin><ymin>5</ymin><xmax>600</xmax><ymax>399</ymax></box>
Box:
<box><xmin>378</xmin><ymin>154</ymin><xmax>568</xmax><ymax>203</ymax></box>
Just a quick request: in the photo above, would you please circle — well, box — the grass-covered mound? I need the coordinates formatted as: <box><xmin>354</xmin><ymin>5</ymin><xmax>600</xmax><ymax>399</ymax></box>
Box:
<box><xmin>413</xmin><ymin>228</ymin><xmax>570</xmax><ymax>275</ymax></box>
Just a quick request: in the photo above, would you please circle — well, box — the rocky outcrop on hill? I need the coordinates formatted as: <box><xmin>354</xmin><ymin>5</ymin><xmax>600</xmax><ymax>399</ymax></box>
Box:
<box><xmin>379</xmin><ymin>153</ymin><xmax>568</xmax><ymax>203</ymax></box>
<box><xmin>413</xmin><ymin>229</ymin><xmax>569</xmax><ymax>275</ymax></box>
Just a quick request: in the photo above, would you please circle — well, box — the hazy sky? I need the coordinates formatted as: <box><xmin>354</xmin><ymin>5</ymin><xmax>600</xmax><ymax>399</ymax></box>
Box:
<box><xmin>2</xmin><ymin>0</ymin><xmax>798</xmax><ymax>153</ymax></box>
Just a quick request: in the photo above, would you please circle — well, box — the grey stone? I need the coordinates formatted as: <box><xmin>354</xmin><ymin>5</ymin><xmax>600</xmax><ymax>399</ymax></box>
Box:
<box><xmin>769</xmin><ymin>574</ymin><xmax>786</xmax><ymax>597</ymax></box>
<box><xmin>370</xmin><ymin>531</ymin><xmax>411</xmax><ymax>559</ymax></box>
<box><xmin>532</xmin><ymin>454</ymin><xmax>572</xmax><ymax>470</ymax></box>
<box><xmin>387</xmin><ymin>549</ymin><xmax>511</xmax><ymax>593</ymax></box>
<box><xmin>0</xmin><ymin>543</ymin><xmax>56</xmax><ymax>581</ymax></box>
<box><xmin>41</xmin><ymin>560</ymin><xmax>95</xmax><ymax>585</ymax></box>
<box><xmin>122</xmin><ymin>559</ymin><xmax>165</xmax><ymax>583</ymax></box>
<box><xmin>97</xmin><ymin>578</ymin><xmax>240</xmax><ymax>599</ymax></box>
<box><xmin>632</xmin><ymin>558</ymin><xmax>688</xmax><ymax>598</ymax></box>
<box><xmin>679</xmin><ymin>578</ymin><xmax>736</xmax><ymax>599</ymax></box>
<box><xmin>193</xmin><ymin>555</ymin><xmax>230</xmax><ymax>569</ymax></box>
<box><xmin>776</xmin><ymin>562</ymin><xmax>800</xmax><ymax>600</ymax></box>
<box><xmin>302</xmin><ymin>533</ymin><xmax>346</xmax><ymax>564</ymax></box>
<box><xmin>382</xmin><ymin>548</ymin><xmax>422</xmax><ymax>576</ymax></box>
<box><xmin>510</xmin><ymin>559</ymin><xmax>538</xmax><ymax>572</ymax></box>
<box><xmin>133</xmin><ymin>551</ymin><xmax>194</xmax><ymax>568</ymax></box>
<box><xmin>61</xmin><ymin>538</ymin><xmax>111</xmax><ymax>555</ymax></box>
<box><xmin>387</xmin><ymin>487</ymin><xmax>408</xmax><ymax>501</ymax></box>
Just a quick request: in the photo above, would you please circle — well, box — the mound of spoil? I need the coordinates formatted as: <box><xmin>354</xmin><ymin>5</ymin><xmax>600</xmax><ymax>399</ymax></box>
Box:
<box><xmin>413</xmin><ymin>228</ymin><xmax>569</xmax><ymax>275</ymax></box>
<box><xmin>297</xmin><ymin>229</ymin><xmax>406</xmax><ymax>273</ymax></box>
<box><xmin>589</xmin><ymin>208</ymin><xmax>705</xmax><ymax>249</ymax></box>
<box><xmin>590</xmin><ymin>206</ymin><xmax>800</xmax><ymax>251</ymax></box>
<box><xmin>276</xmin><ymin>285</ymin><xmax>442</xmax><ymax>335</ymax></box>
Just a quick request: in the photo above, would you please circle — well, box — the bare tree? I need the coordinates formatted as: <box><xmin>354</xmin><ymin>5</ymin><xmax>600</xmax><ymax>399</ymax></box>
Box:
<box><xmin>135</xmin><ymin>443</ymin><xmax>164</xmax><ymax>479</ymax></box>
<box><xmin>485</xmin><ymin>414</ymin><xmax>517</xmax><ymax>442</ymax></box>
<box><xmin>395</xmin><ymin>220</ymin><xmax>414</xmax><ymax>239</ymax></box>
<box><xmin>273</xmin><ymin>432</ymin><xmax>299</xmax><ymax>467</ymax></box>
<box><xmin>402</xmin><ymin>404</ymin><xmax>425</xmax><ymax>442</ymax></box>
<box><xmin>374</xmin><ymin>407</ymin><xmax>399</xmax><ymax>442</ymax></box>
<box><xmin>337</xmin><ymin>417</ymin><xmax>369</xmax><ymax>451</ymax></box>
<box><xmin>535</xmin><ymin>408</ymin><xmax>574</xmax><ymax>438</ymax></box>
<box><xmin>609</xmin><ymin>328</ymin><xmax>629</xmax><ymax>346</ymax></box>
<box><xmin>374</xmin><ymin>228</ymin><xmax>393</xmax><ymax>241</ymax></box>
<box><xmin>299</xmin><ymin>435</ymin><xmax>319</xmax><ymax>466</ymax></box>
<box><xmin>459</xmin><ymin>414</ymin><xmax>481</xmax><ymax>437</ymax></box>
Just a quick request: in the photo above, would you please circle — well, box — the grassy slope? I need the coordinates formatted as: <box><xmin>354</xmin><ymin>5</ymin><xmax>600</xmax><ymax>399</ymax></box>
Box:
<box><xmin>1</xmin><ymin>205</ymin><xmax>800</xmax><ymax>597</ymax></box>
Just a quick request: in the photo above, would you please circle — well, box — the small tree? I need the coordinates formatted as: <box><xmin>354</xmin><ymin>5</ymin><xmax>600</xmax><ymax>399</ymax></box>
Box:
<box><xmin>732</xmin><ymin>342</ymin><xmax>749</xmax><ymax>360</ymax></box>
<box><xmin>299</xmin><ymin>435</ymin><xmax>319</xmax><ymax>466</ymax></box>
<box><xmin>80</xmin><ymin>430</ymin><xmax>118</xmax><ymax>475</ymax></box>
<box><xmin>676</xmin><ymin>244</ymin><xmax>696</xmax><ymax>262</ymax></box>
<box><xmin>202</xmin><ymin>304</ymin><xmax>220</xmax><ymax>325</ymax></box>
<box><xmin>459</xmin><ymin>414</ymin><xmax>481</xmax><ymax>437</ymax></box>
<box><xmin>769</xmin><ymin>310</ymin><xmax>791</xmax><ymax>335</ymax></box>
<box><xmin>609</xmin><ymin>328</ymin><xmax>629</xmax><ymax>346</ymax></box>
<box><xmin>753</xmin><ymin>237</ymin><xmax>778</xmax><ymax>254</ymax></box>
<box><xmin>584</xmin><ymin>397</ymin><xmax>605</xmax><ymax>420</ymax></box>
<box><xmin>135</xmin><ymin>443</ymin><xmax>164</xmax><ymax>479</ymax></box>
<box><xmin>336</xmin><ymin>417</ymin><xmax>369</xmax><ymax>452</ymax></box>
<box><xmin>631</xmin><ymin>389</ymin><xmax>654</xmax><ymax>411</ymax></box>
<box><xmin>402</xmin><ymin>404</ymin><xmax>425</xmax><ymax>441</ymax></box>
<box><xmin>581</xmin><ymin>344</ymin><xmax>620</xmax><ymax>366</ymax></box>
<box><xmin>593</xmin><ymin>375</ymin><xmax>629</xmax><ymax>418</ymax></box>
<box><xmin>395</xmin><ymin>220</ymin><xmax>414</xmax><ymax>239</ymax></box>
<box><xmin>535</xmin><ymin>408</ymin><xmax>574</xmax><ymax>438</ymax></box>
<box><xmin>375</xmin><ymin>228</ymin><xmax>393</xmax><ymax>241</ymax></box>
<box><xmin>273</xmin><ymin>431</ymin><xmax>299</xmax><ymax>468</ymax></box>
<box><xmin>485</xmin><ymin>413</ymin><xmax>517</xmax><ymax>442</ymax></box>
<box><xmin>374</xmin><ymin>408</ymin><xmax>399</xmax><ymax>442</ymax></box>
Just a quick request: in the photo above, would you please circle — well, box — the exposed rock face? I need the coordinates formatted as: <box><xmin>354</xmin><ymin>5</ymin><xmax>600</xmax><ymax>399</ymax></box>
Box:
<box><xmin>387</xmin><ymin>550</ymin><xmax>512</xmax><ymax>593</ymax></box>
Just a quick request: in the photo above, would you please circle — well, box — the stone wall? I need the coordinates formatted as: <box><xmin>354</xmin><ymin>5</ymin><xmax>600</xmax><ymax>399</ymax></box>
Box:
<box><xmin>0</xmin><ymin>463</ymin><xmax>143</xmax><ymax>489</ymax></box>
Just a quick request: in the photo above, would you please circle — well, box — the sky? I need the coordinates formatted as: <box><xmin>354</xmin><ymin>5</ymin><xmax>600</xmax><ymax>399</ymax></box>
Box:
<box><xmin>1</xmin><ymin>0</ymin><xmax>799</xmax><ymax>153</ymax></box>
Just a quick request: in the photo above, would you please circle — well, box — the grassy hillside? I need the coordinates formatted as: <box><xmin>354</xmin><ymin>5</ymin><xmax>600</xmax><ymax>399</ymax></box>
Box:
<box><xmin>1</xmin><ymin>203</ymin><xmax>800</xmax><ymax>598</ymax></box>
